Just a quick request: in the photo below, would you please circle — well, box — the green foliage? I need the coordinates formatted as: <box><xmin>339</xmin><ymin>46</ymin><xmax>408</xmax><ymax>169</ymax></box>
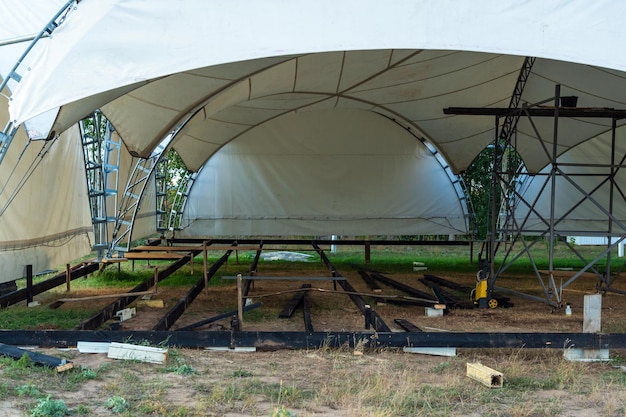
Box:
<box><xmin>461</xmin><ymin>143</ymin><xmax>523</xmax><ymax>240</ymax></box>
<box><xmin>16</xmin><ymin>383</ymin><xmax>42</xmax><ymax>397</ymax></box>
<box><xmin>16</xmin><ymin>352</ymin><xmax>33</xmax><ymax>368</ymax></box>
<box><xmin>104</xmin><ymin>395</ymin><xmax>130</xmax><ymax>413</ymax></box>
<box><xmin>165</xmin><ymin>363</ymin><xmax>197</xmax><ymax>376</ymax></box>
<box><xmin>232</xmin><ymin>368</ymin><xmax>253</xmax><ymax>378</ymax></box>
<box><xmin>271</xmin><ymin>405</ymin><xmax>297</xmax><ymax>417</ymax></box>
<box><xmin>0</xmin><ymin>306</ymin><xmax>98</xmax><ymax>330</ymax></box>
<box><xmin>30</xmin><ymin>396</ymin><xmax>69</xmax><ymax>417</ymax></box>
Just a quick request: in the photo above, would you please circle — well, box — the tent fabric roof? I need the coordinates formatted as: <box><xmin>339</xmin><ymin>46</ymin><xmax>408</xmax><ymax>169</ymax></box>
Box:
<box><xmin>8</xmin><ymin>0</ymin><xmax>626</xmax><ymax>174</ymax></box>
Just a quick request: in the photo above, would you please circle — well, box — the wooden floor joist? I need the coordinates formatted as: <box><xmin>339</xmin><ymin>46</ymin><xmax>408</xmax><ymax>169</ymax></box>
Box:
<box><xmin>123</xmin><ymin>252</ymin><xmax>186</xmax><ymax>260</ymax></box>
<box><xmin>314</xmin><ymin>243</ymin><xmax>391</xmax><ymax>332</ymax></box>
<box><xmin>76</xmin><ymin>252</ymin><xmax>200</xmax><ymax>330</ymax></box>
<box><xmin>131</xmin><ymin>245</ymin><xmax>260</xmax><ymax>252</ymax></box>
<box><xmin>394</xmin><ymin>319</ymin><xmax>423</xmax><ymax>332</ymax></box>
<box><xmin>302</xmin><ymin>293</ymin><xmax>314</xmax><ymax>332</ymax></box>
<box><xmin>279</xmin><ymin>284</ymin><xmax>311</xmax><ymax>318</ymax></box>
<box><xmin>0</xmin><ymin>263</ymin><xmax>99</xmax><ymax>308</ymax></box>
<box><xmin>357</xmin><ymin>270</ymin><xmax>382</xmax><ymax>293</ymax></box>
<box><xmin>152</xmin><ymin>249</ymin><xmax>233</xmax><ymax>331</ymax></box>
<box><xmin>176</xmin><ymin>302</ymin><xmax>263</xmax><ymax>331</ymax></box>
<box><xmin>370</xmin><ymin>272</ymin><xmax>436</xmax><ymax>301</ymax></box>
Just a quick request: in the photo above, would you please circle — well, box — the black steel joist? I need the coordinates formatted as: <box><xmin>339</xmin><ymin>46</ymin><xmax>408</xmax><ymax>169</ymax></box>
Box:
<box><xmin>2</xmin><ymin>330</ymin><xmax>626</xmax><ymax>350</ymax></box>
<box><xmin>0</xmin><ymin>263</ymin><xmax>99</xmax><ymax>308</ymax></box>
<box><xmin>152</xmin><ymin>249</ymin><xmax>232</xmax><ymax>331</ymax></box>
<box><xmin>314</xmin><ymin>243</ymin><xmax>391</xmax><ymax>332</ymax></box>
<box><xmin>76</xmin><ymin>252</ymin><xmax>201</xmax><ymax>330</ymax></box>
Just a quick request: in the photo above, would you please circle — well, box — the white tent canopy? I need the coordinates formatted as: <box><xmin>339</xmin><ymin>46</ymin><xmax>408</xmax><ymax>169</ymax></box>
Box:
<box><xmin>2</xmin><ymin>0</ymin><xmax>626</xmax><ymax>283</ymax></box>
<box><xmin>181</xmin><ymin>109</ymin><xmax>467</xmax><ymax>237</ymax></box>
<box><xmin>9</xmin><ymin>0</ymin><xmax>626</xmax><ymax>174</ymax></box>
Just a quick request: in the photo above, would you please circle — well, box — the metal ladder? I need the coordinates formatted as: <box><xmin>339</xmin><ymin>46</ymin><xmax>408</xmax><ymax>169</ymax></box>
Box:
<box><xmin>79</xmin><ymin>112</ymin><xmax>120</xmax><ymax>260</ymax></box>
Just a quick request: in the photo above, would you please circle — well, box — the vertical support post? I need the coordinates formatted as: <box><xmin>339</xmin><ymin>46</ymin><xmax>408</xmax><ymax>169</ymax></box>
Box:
<box><xmin>237</xmin><ymin>273</ymin><xmax>243</xmax><ymax>327</ymax></box>
<box><xmin>489</xmin><ymin>116</ymin><xmax>500</xmax><ymax>280</ymax></box>
<box><xmin>606</xmin><ymin>118</ymin><xmax>617</xmax><ymax>287</ymax></box>
<box><xmin>365</xmin><ymin>241</ymin><xmax>371</xmax><ymax>264</ymax></box>
<box><xmin>203</xmin><ymin>241</ymin><xmax>208</xmax><ymax>295</ymax></box>
<box><xmin>65</xmin><ymin>264</ymin><xmax>71</xmax><ymax>292</ymax></box>
<box><xmin>547</xmin><ymin>85</ymin><xmax>561</xmax><ymax>303</ymax></box>
<box><xmin>154</xmin><ymin>267</ymin><xmax>159</xmax><ymax>293</ymax></box>
<box><xmin>26</xmin><ymin>265</ymin><xmax>33</xmax><ymax>305</ymax></box>
<box><xmin>189</xmin><ymin>253</ymin><xmax>194</xmax><ymax>275</ymax></box>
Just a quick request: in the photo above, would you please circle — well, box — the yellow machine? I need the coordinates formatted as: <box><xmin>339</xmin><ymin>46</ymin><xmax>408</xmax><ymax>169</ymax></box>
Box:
<box><xmin>473</xmin><ymin>261</ymin><xmax>498</xmax><ymax>308</ymax></box>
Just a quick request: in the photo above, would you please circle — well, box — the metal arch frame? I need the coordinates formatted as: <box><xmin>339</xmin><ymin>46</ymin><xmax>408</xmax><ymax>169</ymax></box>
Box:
<box><xmin>0</xmin><ymin>0</ymin><xmax>78</xmax><ymax>167</ymax></box>
<box><xmin>107</xmin><ymin>154</ymin><xmax>161</xmax><ymax>257</ymax></box>
<box><xmin>165</xmin><ymin>168</ymin><xmax>201</xmax><ymax>233</ymax></box>
<box><xmin>487</xmin><ymin>57</ymin><xmax>536</xmax><ymax>278</ymax></box>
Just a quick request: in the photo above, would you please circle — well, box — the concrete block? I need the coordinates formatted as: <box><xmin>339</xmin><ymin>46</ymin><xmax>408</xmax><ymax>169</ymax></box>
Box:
<box><xmin>564</xmin><ymin>348</ymin><xmax>610</xmax><ymax>362</ymax></box>
<box><xmin>425</xmin><ymin>307</ymin><xmax>443</xmax><ymax>317</ymax></box>
<box><xmin>583</xmin><ymin>294</ymin><xmax>602</xmax><ymax>333</ymax></box>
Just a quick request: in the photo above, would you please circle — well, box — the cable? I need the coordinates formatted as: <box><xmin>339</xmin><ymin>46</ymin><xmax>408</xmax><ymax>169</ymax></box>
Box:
<box><xmin>0</xmin><ymin>137</ymin><xmax>58</xmax><ymax>218</ymax></box>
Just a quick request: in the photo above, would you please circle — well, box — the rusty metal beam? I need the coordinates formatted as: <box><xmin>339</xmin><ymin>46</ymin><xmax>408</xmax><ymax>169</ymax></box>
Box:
<box><xmin>444</xmin><ymin>107</ymin><xmax>626</xmax><ymax>118</ymax></box>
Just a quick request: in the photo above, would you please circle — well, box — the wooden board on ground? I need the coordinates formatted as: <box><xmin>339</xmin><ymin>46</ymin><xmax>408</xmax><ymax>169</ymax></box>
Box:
<box><xmin>107</xmin><ymin>342</ymin><xmax>168</xmax><ymax>364</ymax></box>
<box><xmin>466</xmin><ymin>362</ymin><xmax>503</xmax><ymax>388</ymax></box>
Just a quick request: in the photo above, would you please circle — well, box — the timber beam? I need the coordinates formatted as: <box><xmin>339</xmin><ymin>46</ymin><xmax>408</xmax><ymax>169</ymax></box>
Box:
<box><xmin>0</xmin><ymin>263</ymin><xmax>99</xmax><ymax>308</ymax></box>
<box><xmin>152</xmin><ymin>250</ymin><xmax>232</xmax><ymax>331</ymax></box>
<box><xmin>443</xmin><ymin>107</ymin><xmax>626</xmax><ymax>118</ymax></box>
<box><xmin>76</xmin><ymin>252</ymin><xmax>201</xmax><ymax>330</ymax></box>
<box><xmin>370</xmin><ymin>272</ymin><xmax>436</xmax><ymax>301</ymax></box>
<box><xmin>314</xmin><ymin>243</ymin><xmax>391</xmax><ymax>332</ymax></box>
<box><xmin>279</xmin><ymin>284</ymin><xmax>311</xmax><ymax>318</ymax></box>
<box><xmin>172</xmin><ymin>237</ymin><xmax>470</xmax><ymax>247</ymax></box>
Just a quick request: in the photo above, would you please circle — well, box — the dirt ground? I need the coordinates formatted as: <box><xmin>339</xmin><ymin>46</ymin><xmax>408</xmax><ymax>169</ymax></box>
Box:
<box><xmin>4</xmin><ymin>256</ymin><xmax>626</xmax><ymax>416</ymax></box>
<box><xmin>93</xmin><ymin>264</ymin><xmax>626</xmax><ymax>335</ymax></box>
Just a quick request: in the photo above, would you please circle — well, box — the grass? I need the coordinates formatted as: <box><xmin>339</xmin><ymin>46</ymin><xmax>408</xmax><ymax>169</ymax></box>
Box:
<box><xmin>0</xmin><ymin>343</ymin><xmax>624</xmax><ymax>416</ymax></box>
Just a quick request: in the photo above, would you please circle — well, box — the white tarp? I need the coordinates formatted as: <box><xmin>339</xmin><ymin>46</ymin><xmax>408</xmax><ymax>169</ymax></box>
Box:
<box><xmin>180</xmin><ymin>109</ymin><xmax>467</xmax><ymax>237</ymax></box>
<box><xmin>0</xmin><ymin>117</ymin><xmax>93</xmax><ymax>282</ymax></box>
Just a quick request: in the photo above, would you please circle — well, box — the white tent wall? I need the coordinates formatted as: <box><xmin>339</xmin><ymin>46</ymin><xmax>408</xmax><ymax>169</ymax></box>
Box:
<box><xmin>180</xmin><ymin>109</ymin><xmax>467</xmax><ymax>237</ymax></box>
<box><xmin>129</xmin><ymin>170</ymin><xmax>158</xmax><ymax>246</ymax></box>
<box><xmin>0</xmin><ymin>116</ymin><xmax>92</xmax><ymax>283</ymax></box>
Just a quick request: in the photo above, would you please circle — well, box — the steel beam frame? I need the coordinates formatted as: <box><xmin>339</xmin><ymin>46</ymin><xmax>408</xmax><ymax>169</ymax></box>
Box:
<box><xmin>1</xmin><ymin>330</ymin><xmax>625</xmax><ymax>350</ymax></box>
<box><xmin>483</xmin><ymin>86</ymin><xmax>626</xmax><ymax>306</ymax></box>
